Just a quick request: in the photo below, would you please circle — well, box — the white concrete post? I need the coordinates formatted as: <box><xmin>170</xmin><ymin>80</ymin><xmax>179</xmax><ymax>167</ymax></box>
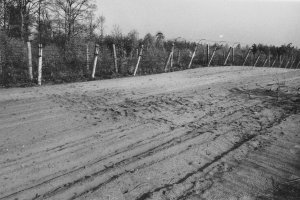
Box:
<box><xmin>134</xmin><ymin>45</ymin><xmax>144</xmax><ymax>76</ymax></box>
<box><xmin>86</xmin><ymin>44</ymin><xmax>89</xmax><ymax>71</ymax></box>
<box><xmin>208</xmin><ymin>47</ymin><xmax>217</xmax><ymax>67</ymax></box>
<box><xmin>188</xmin><ymin>45</ymin><xmax>197</xmax><ymax>69</ymax></box>
<box><xmin>38</xmin><ymin>44</ymin><xmax>43</xmax><ymax>86</ymax></box>
<box><xmin>253</xmin><ymin>53</ymin><xmax>261</xmax><ymax>67</ymax></box>
<box><xmin>165</xmin><ymin>43</ymin><xmax>174</xmax><ymax>72</ymax></box>
<box><xmin>113</xmin><ymin>44</ymin><xmax>118</xmax><ymax>73</ymax></box>
<box><xmin>223</xmin><ymin>47</ymin><xmax>232</xmax><ymax>66</ymax></box>
<box><xmin>91</xmin><ymin>44</ymin><xmax>99</xmax><ymax>79</ymax></box>
<box><xmin>27</xmin><ymin>41</ymin><xmax>33</xmax><ymax>80</ymax></box>
<box><xmin>242</xmin><ymin>49</ymin><xmax>251</xmax><ymax>66</ymax></box>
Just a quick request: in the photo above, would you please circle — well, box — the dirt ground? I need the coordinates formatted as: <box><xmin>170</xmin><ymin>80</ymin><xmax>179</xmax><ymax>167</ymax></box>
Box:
<box><xmin>0</xmin><ymin>66</ymin><xmax>299</xmax><ymax>200</ymax></box>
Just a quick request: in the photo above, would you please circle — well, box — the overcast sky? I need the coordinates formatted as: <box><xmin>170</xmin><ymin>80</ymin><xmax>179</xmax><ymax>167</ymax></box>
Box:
<box><xmin>96</xmin><ymin>0</ymin><xmax>300</xmax><ymax>47</ymax></box>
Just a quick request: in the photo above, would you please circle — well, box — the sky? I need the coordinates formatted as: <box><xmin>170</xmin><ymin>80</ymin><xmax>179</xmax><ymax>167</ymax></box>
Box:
<box><xmin>96</xmin><ymin>0</ymin><xmax>300</xmax><ymax>47</ymax></box>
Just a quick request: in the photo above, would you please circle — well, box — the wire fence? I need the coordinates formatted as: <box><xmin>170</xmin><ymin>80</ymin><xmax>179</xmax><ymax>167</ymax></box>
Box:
<box><xmin>1</xmin><ymin>31</ymin><xmax>300</xmax><ymax>87</ymax></box>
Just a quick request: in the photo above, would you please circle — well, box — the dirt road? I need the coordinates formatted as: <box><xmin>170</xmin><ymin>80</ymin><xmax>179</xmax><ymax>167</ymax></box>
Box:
<box><xmin>0</xmin><ymin>66</ymin><xmax>299</xmax><ymax>200</ymax></box>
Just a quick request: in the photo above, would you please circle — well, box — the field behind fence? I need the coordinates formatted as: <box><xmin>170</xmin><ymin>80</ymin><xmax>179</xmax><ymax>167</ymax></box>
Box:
<box><xmin>1</xmin><ymin>32</ymin><xmax>300</xmax><ymax>87</ymax></box>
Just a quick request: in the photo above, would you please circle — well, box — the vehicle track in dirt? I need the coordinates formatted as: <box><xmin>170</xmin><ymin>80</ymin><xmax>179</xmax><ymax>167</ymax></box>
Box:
<box><xmin>0</xmin><ymin>67</ymin><xmax>299</xmax><ymax>200</ymax></box>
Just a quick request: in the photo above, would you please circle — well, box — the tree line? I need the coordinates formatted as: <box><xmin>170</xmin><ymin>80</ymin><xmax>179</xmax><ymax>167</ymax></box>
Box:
<box><xmin>0</xmin><ymin>0</ymin><xmax>299</xmax><ymax>87</ymax></box>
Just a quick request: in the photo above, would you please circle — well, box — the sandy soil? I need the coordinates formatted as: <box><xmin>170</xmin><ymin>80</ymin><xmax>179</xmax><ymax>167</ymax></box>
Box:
<box><xmin>0</xmin><ymin>66</ymin><xmax>299</xmax><ymax>200</ymax></box>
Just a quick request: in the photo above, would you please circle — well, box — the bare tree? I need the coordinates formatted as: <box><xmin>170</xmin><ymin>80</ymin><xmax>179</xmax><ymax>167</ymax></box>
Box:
<box><xmin>111</xmin><ymin>24</ymin><xmax>122</xmax><ymax>39</ymax></box>
<box><xmin>49</xmin><ymin>0</ymin><xmax>96</xmax><ymax>40</ymax></box>
<box><xmin>98</xmin><ymin>14</ymin><xmax>105</xmax><ymax>39</ymax></box>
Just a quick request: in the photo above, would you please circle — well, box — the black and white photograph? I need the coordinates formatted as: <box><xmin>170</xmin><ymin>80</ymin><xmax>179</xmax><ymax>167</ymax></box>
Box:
<box><xmin>0</xmin><ymin>0</ymin><xmax>300</xmax><ymax>199</ymax></box>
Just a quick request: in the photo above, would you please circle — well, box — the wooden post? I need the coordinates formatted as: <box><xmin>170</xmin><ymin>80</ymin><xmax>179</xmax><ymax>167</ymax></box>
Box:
<box><xmin>253</xmin><ymin>53</ymin><xmax>261</xmax><ymax>67</ymax></box>
<box><xmin>165</xmin><ymin>43</ymin><xmax>174</xmax><ymax>72</ymax></box>
<box><xmin>134</xmin><ymin>45</ymin><xmax>143</xmax><ymax>76</ymax></box>
<box><xmin>206</xmin><ymin>44</ymin><xmax>209</xmax><ymax>66</ymax></box>
<box><xmin>27</xmin><ymin>41</ymin><xmax>33</xmax><ymax>80</ymax></box>
<box><xmin>188</xmin><ymin>45</ymin><xmax>197</xmax><ymax>69</ymax></box>
<box><xmin>113</xmin><ymin>44</ymin><xmax>118</xmax><ymax>73</ymax></box>
<box><xmin>86</xmin><ymin>44</ymin><xmax>89</xmax><ymax>71</ymax></box>
<box><xmin>223</xmin><ymin>47</ymin><xmax>232</xmax><ymax>66</ymax></box>
<box><xmin>38</xmin><ymin>44</ymin><xmax>43</xmax><ymax>86</ymax></box>
<box><xmin>91</xmin><ymin>44</ymin><xmax>99</xmax><ymax>79</ymax></box>
<box><xmin>242</xmin><ymin>49</ymin><xmax>251</xmax><ymax>66</ymax></box>
<box><xmin>231</xmin><ymin>47</ymin><xmax>234</xmax><ymax>65</ymax></box>
<box><xmin>208</xmin><ymin>47</ymin><xmax>217</xmax><ymax>67</ymax></box>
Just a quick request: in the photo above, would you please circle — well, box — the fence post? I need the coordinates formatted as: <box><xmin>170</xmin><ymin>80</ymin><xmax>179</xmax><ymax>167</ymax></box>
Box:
<box><xmin>0</xmin><ymin>49</ymin><xmax>2</xmax><ymax>83</ymax></box>
<box><xmin>253</xmin><ymin>53</ymin><xmax>261</xmax><ymax>67</ymax></box>
<box><xmin>271</xmin><ymin>56</ymin><xmax>277</xmax><ymax>67</ymax></box>
<box><xmin>188</xmin><ymin>44</ymin><xmax>197</xmax><ymax>69</ymax></box>
<box><xmin>279</xmin><ymin>57</ymin><xmax>285</xmax><ymax>68</ymax></box>
<box><xmin>134</xmin><ymin>45</ymin><xmax>143</xmax><ymax>76</ymax></box>
<box><xmin>223</xmin><ymin>47</ymin><xmax>232</xmax><ymax>66</ymax></box>
<box><xmin>290</xmin><ymin>57</ymin><xmax>296</xmax><ymax>69</ymax></box>
<box><xmin>113</xmin><ymin>43</ymin><xmax>118</xmax><ymax>73</ymax></box>
<box><xmin>86</xmin><ymin>44</ymin><xmax>89</xmax><ymax>71</ymax></box>
<box><xmin>91</xmin><ymin>44</ymin><xmax>99</xmax><ymax>79</ymax></box>
<box><xmin>206</xmin><ymin>44</ymin><xmax>209</xmax><ymax>66</ymax></box>
<box><xmin>231</xmin><ymin>47</ymin><xmax>234</xmax><ymax>65</ymax></box>
<box><xmin>268</xmin><ymin>50</ymin><xmax>271</xmax><ymax>67</ymax></box>
<box><xmin>296</xmin><ymin>60</ymin><xmax>300</xmax><ymax>69</ymax></box>
<box><xmin>170</xmin><ymin>47</ymin><xmax>174</xmax><ymax>68</ymax></box>
<box><xmin>285</xmin><ymin>57</ymin><xmax>291</xmax><ymax>68</ymax></box>
<box><xmin>262</xmin><ymin>56</ymin><xmax>268</xmax><ymax>67</ymax></box>
<box><xmin>242</xmin><ymin>49</ymin><xmax>251</xmax><ymax>66</ymax></box>
<box><xmin>38</xmin><ymin>44</ymin><xmax>43</xmax><ymax>86</ymax></box>
<box><xmin>177</xmin><ymin>50</ymin><xmax>181</xmax><ymax>64</ymax></box>
<box><xmin>165</xmin><ymin>43</ymin><xmax>174</xmax><ymax>72</ymax></box>
<box><xmin>208</xmin><ymin>47</ymin><xmax>217</xmax><ymax>67</ymax></box>
<box><xmin>27</xmin><ymin>40</ymin><xmax>33</xmax><ymax>80</ymax></box>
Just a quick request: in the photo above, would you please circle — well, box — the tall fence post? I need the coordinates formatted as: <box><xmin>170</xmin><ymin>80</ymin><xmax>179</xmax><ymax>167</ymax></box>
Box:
<box><xmin>242</xmin><ymin>49</ymin><xmax>251</xmax><ymax>66</ymax></box>
<box><xmin>38</xmin><ymin>44</ymin><xmax>43</xmax><ymax>86</ymax></box>
<box><xmin>86</xmin><ymin>44</ymin><xmax>89</xmax><ymax>71</ymax></box>
<box><xmin>208</xmin><ymin>47</ymin><xmax>217</xmax><ymax>67</ymax></box>
<box><xmin>296</xmin><ymin>60</ymin><xmax>300</xmax><ymax>69</ymax></box>
<box><xmin>271</xmin><ymin>56</ymin><xmax>277</xmax><ymax>67</ymax></box>
<box><xmin>113</xmin><ymin>43</ymin><xmax>118</xmax><ymax>73</ymax></box>
<box><xmin>165</xmin><ymin>43</ymin><xmax>174</xmax><ymax>72</ymax></box>
<box><xmin>285</xmin><ymin>57</ymin><xmax>291</xmax><ymax>68</ymax></box>
<box><xmin>253</xmin><ymin>53</ymin><xmax>261</xmax><ymax>67</ymax></box>
<box><xmin>170</xmin><ymin>48</ymin><xmax>174</xmax><ymax>68</ymax></box>
<box><xmin>262</xmin><ymin>56</ymin><xmax>268</xmax><ymax>67</ymax></box>
<box><xmin>268</xmin><ymin>50</ymin><xmax>271</xmax><ymax>67</ymax></box>
<box><xmin>91</xmin><ymin>44</ymin><xmax>99</xmax><ymax>79</ymax></box>
<box><xmin>231</xmin><ymin>47</ymin><xmax>234</xmax><ymax>65</ymax></box>
<box><xmin>223</xmin><ymin>47</ymin><xmax>232</xmax><ymax>66</ymax></box>
<box><xmin>27</xmin><ymin>40</ymin><xmax>33</xmax><ymax>80</ymax></box>
<box><xmin>290</xmin><ymin>58</ymin><xmax>296</xmax><ymax>69</ymax></box>
<box><xmin>279</xmin><ymin>57</ymin><xmax>285</xmax><ymax>68</ymax></box>
<box><xmin>134</xmin><ymin>45</ymin><xmax>143</xmax><ymax>76</ymax></box>
<box><xmin>188</xmin><ymin>44</ymin><xmax>197</xmax><ymax>69</ymax></box>
<box><xmin>0</xmin><ymin>49</ymin><xmax>2</xmax><ymax>82</ymax></box>
<box><xmin>206</xmin><ymin>44</ymin><xmax>209</xmax><ymax>66</ymax></box>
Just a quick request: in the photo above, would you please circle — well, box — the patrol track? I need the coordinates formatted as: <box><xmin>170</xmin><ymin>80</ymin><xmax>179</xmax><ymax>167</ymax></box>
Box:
<box><xmin>0</xmin><ymin>66</ymin><xmax>299</xmax><ymax>200</ymax></box>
